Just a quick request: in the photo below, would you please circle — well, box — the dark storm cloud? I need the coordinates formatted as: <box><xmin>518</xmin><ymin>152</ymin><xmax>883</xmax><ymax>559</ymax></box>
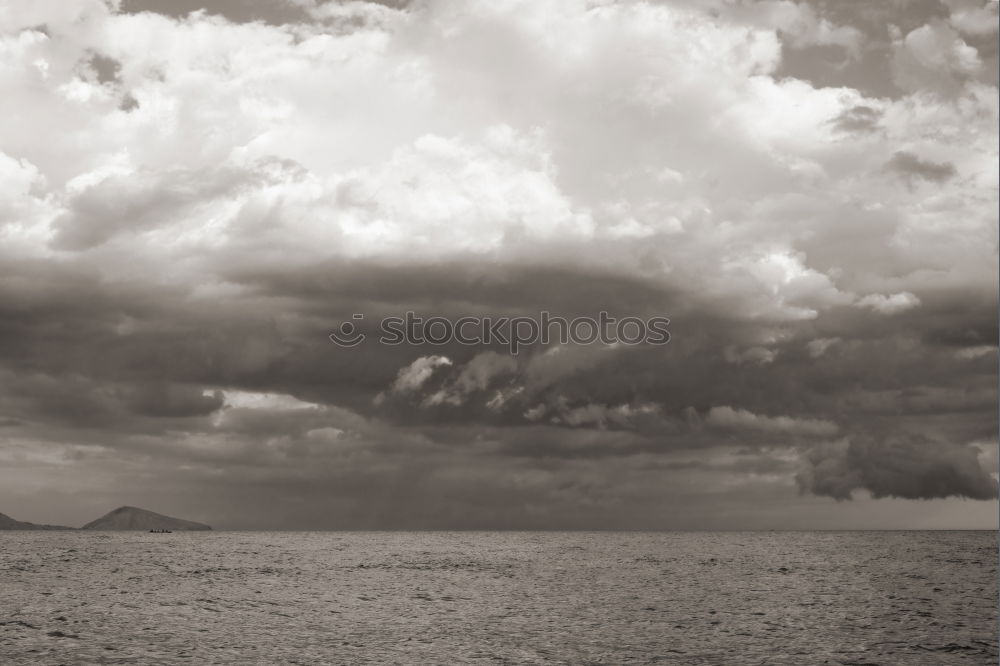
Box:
<box><xmin>797</xmin><ymin>432</ymin><xmax>998</xmax><ymax>501</ymax></box>
<box><xmin>127</xmin><ymin>383</ymin><xmax>224</xmax><ymax>418</ymax></box>
<box><xmin>229</xmin><ymin>259</ymin><xmax>682</xmax><ymax>320</ymax></box>
<box><xmin>0</xmin><ymin>370</ymin><xmax>226</xmax><ymax>433</ymax></box>
<box><xmin>0</xmin><ymin>253</ymin><xmax>994</xmax><ymax>446</ymax></box>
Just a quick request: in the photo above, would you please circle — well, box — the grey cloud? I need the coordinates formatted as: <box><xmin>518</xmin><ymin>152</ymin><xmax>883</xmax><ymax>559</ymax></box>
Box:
<box><xmin>772</xmin><ymin>0</ymin><xmax>947</xmax><ymax>97</ymax></box>
<box><xmin>798</xmin><ymin>433</ymin><xmax>998</xmax><ymax>500</ymax></box>
<box><xmin>118</xmin><ymin>0</ymin><xmax>412</xmax><ymax>27</ymax></box>
<box><xmin>86</xmin><ymin>52</ymin><xmax>121</xmax><ymax>84</ymax></box>
<box><xmin>889</xmin><ymin>19</ymin><xmax>988</xmax><ymax>94</ymax></box>
<box><xmin>706</xmin><ymin>406</ymin><xmax>839</xmax><ymax>437</ymax></box>
<box><xmin>119</xmin><ymin>0</ymin><xmax>314</xmax><ymax>25</ymax></box>
<box><xmin>450</xmin><ymin>351</ymin><xmax>517</xmax><ymax>396</ymax></box>
<box><xmin>1</xmin><ymin>255</ymin><xmax>994</xmax><ymax>438</ymax></box>
<box><xmin>119</xmin><ymin>92</ymin><xmax>140</xmax><ymax>112</ymax></box>
<box><xmin>943</xmin><ymin>0</ymin><xmax>1000</xmax><ymax>36</ymax></box>
<box><xmin>127</xmin><ymin>384</ymin><xmax>224</xmax><ymax>418</ymax></box>
<box><xmin>830</xmin><ymin>104</ymin><xmax>882</xmax><ymax>133</ymax></box>
<box><xmin>885</xmin><ymin>151</ymin><xmax>957</xmax><ymax>184</ymax></box>
<box><xmin>0</xmin><ymin>371</ymin><xmax>225</xmax><ymax>431</ymax></box>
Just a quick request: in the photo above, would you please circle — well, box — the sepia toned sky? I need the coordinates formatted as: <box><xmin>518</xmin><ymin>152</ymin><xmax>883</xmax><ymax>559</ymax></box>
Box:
<box><xmin>0</xmin><ymin>0</ymin><xmax>997</xmax><ymax>529</ymax></box>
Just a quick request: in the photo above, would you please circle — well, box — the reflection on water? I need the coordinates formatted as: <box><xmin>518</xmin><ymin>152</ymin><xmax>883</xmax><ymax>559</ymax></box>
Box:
<box><xmin>1</xmin><ymin>531</ymin><xmax>996</xmax><ymax>664</ymax></box>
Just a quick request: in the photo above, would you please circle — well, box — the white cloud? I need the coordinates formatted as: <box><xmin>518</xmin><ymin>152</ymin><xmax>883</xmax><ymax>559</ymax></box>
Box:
<box><xmin>706</xmin><ymin>406</ymin><xmax>838</xmax><ymax>437</ymax></box>
<box><xmin>856</xmin><ymin>292</ymin><xmax>921</xmax><ymax>315</ymax></box>
<box><xmin>389</xmin><ymin>355</ymin><xmax>452</xmax><ymax>394</ymax></box>
<box><xmin>955</xmin><ymin>345</ymin><xmax>998</xmax><ymax>360</ymax></box>
<box><xmin>422</xmin><ymin>351</ymin><xmax>518</xmax><ymax>407</ymax></box>
<box><xmin>216</xmin><ymin>390</ymin><xmax>320</xmax><ymax>411</ymax></box>
<box><xmin>0</xmin><ymin>0</ymin><xmax>993</xmax><ymax>330</ymax></box>
<box><xmin>331</xmin><ymin>128</ymin><xmax>594</xmax><ymax>256</ymax></box>
<box><xmin>555</xmin><ymin>401</ymin><xmax>660</xmax><ymax>429</ymax></box>
<box><xmin>485</xmin><ymin>385</ymin><xmax>524</xmax><ymax>412</ymax></box>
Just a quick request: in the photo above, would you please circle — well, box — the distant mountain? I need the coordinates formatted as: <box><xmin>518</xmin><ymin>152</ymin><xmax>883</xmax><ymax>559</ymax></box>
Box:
<box><xmin>81</xmin><ymin>506</ymin><xmax>211</xmax><ymax>531</ymax></box>
<box><xmin>0</xmin><ymin>512</ymin><xmax>73</xmax><ymax>530</ymax></box>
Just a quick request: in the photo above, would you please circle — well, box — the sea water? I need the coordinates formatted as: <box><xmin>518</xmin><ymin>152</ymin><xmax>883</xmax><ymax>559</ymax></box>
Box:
<box><xmin>1</xmin><ymin>531</ymin><xmax>996</xmax><ymax>664</ymax></box>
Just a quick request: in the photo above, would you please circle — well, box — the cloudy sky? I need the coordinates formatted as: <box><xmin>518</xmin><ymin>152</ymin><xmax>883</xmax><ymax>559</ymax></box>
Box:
<box><xmin>0</xmin><ymin>0</ymin><xmax>997</xmax><ymax>529</ymax></box>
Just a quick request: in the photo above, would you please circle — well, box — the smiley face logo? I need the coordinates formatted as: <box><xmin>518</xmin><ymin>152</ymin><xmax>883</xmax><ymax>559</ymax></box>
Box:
<box><xmin>329</xmin><ymin>314</ymin><xmax>366</xmax><ymax>347</ymax></box>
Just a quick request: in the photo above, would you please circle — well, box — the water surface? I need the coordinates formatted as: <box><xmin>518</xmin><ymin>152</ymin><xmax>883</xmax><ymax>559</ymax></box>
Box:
<box><xmin>1</xmin><ymin>531</ymin><xmax>995</xmax><ymax>664</ymax></box>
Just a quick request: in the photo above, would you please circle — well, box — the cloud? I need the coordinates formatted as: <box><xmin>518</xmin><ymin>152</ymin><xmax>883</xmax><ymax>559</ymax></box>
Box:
<box><xmin>830</xmin><ymin>104</ymin><xmax>882</xmax><ymax>133</ymax></box>
<box><xmin>422</xmin><ymin>351</ymin><xmax>517</xmax><ymax>406</ymax></box>
<box><xmin>697</xmin><ymin>0</ymin><xmax>863</xmax><ymax>59</ymax></box>
<box><xmin>52</xmin><ymin>161</ymin><xmax>265</xmax><ymax>250</ymax></box>
<box><xmin>218</xmin><ymin>390</ymin><xmax>320</xmax><ymax>411</ymax></box>
<box><xmin>856</xmin><ymin>291</ymin><xmax>921</xmax><ymax>315</ymax></box>
<box><xmin>806</xmin><ymin>337</ymin><xmax>839</xmax><ymax>358</ymax></box>
<box><xmin>555</xmin><ymin>402</ymin><xmax>661</xmax><ymax>430</ymax></box>
<box><xmin>798</xmin><ymin>433</ymin><xmax>999</xmax><ymax>501</ymax></box>
<box><xmin>762</xmin><ymin>1</ymin><xmax>864</xmax><ymax>57</ymax></box>
<box><xmin>127</xmin><ymin>383</ymin><xmax>224</xmax><ymax>418</ymax></box>
<box><xmin>955</xmin><ymin>345</ymin><xmax>998</xmax><ymax>360</ymax></box>
<box><xmin>706</xmin><ymin>406</ymin><xmax>839</xmax><ymax>437</ymax></box>
<box><xmin>523</xmin><ymin>404</ymin><xmax>547</xmax><ymax>421</ymax></box>
<box><xmin>890</xmin><ymin>20</ymin><xmax>985</xmax><ymax>93</ymax></box>
<box><xmin>0</xmin><ymin>0</ymin><xmax>995</xmax><ymax>527</ymax></box>
<box><xmin>884</xmin><ymin>151</ymin><xmax>957</xmax><ymax>184</ymax></box>
<box><xmin>388</xmin><ymin>355</ymin><xmax>452</xmax><ymax>394</ymax></box>
<box><xmin>724</xmin><ymin>346</ymin><xmax>777</xmax><ymax>365</ymax></box>
<box><xmin>943</xmin><ymin>0</ymin><xmax>999</xmax><ymax>36</ymax></box>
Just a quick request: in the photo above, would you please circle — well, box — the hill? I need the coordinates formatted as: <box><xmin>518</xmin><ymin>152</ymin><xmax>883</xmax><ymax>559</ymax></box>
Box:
<box><xmin>0</xmin><ymin>512</ymin><xmax>73</xmax><ymax>530</ymax></box>
<box><xmin>81</xmin><ymin>506</ymin><xmax>211</xmax><ymax>531</ymax></box>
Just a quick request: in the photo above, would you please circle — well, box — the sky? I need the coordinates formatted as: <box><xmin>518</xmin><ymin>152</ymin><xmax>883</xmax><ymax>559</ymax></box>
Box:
<box><xmin>0</xmin><ymin>0</ymin><xmax>997</xmax><ymax>529</ymax></box>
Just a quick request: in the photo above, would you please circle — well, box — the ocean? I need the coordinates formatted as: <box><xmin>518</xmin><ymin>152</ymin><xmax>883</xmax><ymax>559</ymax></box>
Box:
<box><xmin>1</xmin><ymin>531</ymin><xmax>996</xmax><ymax>664</ymax></box>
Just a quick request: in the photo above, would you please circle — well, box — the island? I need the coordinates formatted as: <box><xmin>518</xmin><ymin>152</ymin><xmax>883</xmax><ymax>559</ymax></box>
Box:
<box><xmin>0</xmin><ymin>506</ymin><xmax>211</xmax><ymax>531</ymax></box>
